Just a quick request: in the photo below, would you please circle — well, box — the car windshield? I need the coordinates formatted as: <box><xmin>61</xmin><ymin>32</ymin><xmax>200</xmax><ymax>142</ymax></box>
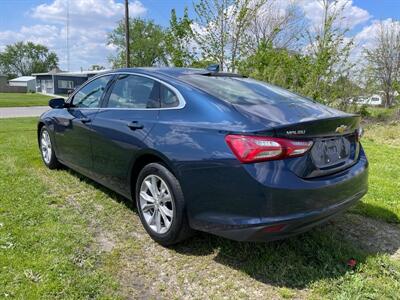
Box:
<box><xmin>180</xmin><ymin>75</ymin><xmax>314</xmax><ymax>106</ymax></box>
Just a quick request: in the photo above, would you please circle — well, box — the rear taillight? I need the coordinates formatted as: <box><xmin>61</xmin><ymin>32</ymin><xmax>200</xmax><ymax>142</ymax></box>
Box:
<box><xmin>225</xmin><ymin>135</ymin><xmax>313</xmax><ymax>163</ymax></box>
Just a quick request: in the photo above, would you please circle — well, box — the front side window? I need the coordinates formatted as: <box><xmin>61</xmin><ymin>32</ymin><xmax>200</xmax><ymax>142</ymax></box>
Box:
<box><xmin>160</xmin><ymin>85</ymin><xmax>179</xmax><ymax>108</ymax></box>
<box><xmin>72</xmin><ymin>75</ymin><xmax>111</xmax><ymax>108</ymax></box>
<box><xmin>107</xmin><ymin>75</ymin><xmax>159</xmax><ymax>109</ymax></box>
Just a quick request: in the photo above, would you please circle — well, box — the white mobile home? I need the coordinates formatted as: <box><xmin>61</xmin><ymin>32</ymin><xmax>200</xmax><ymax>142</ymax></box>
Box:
<box><xmin>8</xmin><ymin>76</ymin><xmax>36</xmax><ymax>92</ymax></box>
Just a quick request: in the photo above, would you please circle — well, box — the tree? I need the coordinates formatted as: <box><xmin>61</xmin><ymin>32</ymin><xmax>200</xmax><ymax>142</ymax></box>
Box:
<box><xmin>0</xmin><ymin>41</ymin><xmax>58</xmax><ymax>78</ymax></box>
<box><xmin>108</xmin><ymin>18</ymin><xmax>167</xmax><ymax>68</ymax></box>
<box><xmin>328</xmin><ymin>75</ymin><xmax>362</xmax><ymax>110</ymax></box>
<box><xmin>303</xmin><ymin>0</ymin><xmax>354</xmax><ymax>103</ymax></box>
<box><xmin>365</xmin><ymin>21</ymin><xmax>400</xmax><ymax>107</ymax></box>
<box><xmin>239</xmin><ymin>42</ymin><xmax>312</xmax><ymax>92</ymax></box>
<box><xmin>165</xmin><ymin>7</ymin><xmax>195</xmax><ymax>67</ymax></box>
<box><xmin>193</xmin><ymin>0</ymin><xmax>264</xmax><ymax>72</ymax></box>
<box><xmin>248</xmin><ymin>0</ymin><xmax>305</xmax><ymax>51</ymax></box>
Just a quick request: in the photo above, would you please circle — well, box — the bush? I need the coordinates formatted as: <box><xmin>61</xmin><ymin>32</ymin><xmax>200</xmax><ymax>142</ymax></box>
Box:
<box><xmin>358</xmin><ymin>105</ymin><xmax>370</xmax><ymax>117</ymax></box>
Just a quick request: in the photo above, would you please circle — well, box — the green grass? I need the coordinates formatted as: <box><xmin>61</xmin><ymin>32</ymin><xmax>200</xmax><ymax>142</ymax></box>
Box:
<box><xmin>366</xmin><ymin>106</ymin><xmax>399</xmax><ymax>121</ymax></box>
<box><xmin>0</xmin><ymin>93</ymin><xmax>53</xmax><ymax>107</ymax></box>
<box><xmin>0</xmin><ymin>117</ymin><xmax>399</xmax><ymax>299</ymax></box>
<box><xmin>350</xmin><ymin>123</ymin><xmax>400</xmax><ymax>223</ymax></box>
<box><xmin>0</xmin><ymin>118</ymin><xmax>119</xmax><ymax>298</ymax></box>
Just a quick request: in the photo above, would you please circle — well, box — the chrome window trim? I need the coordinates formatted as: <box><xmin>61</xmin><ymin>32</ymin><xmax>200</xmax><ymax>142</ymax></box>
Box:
<box><xmin>68</xmin><ymin>71</ymin><xmax>186</xmax><ymax>110</ymax></box>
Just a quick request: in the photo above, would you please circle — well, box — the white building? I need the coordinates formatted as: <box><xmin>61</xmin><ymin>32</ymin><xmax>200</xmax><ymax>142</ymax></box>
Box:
<box><xmin>368</xmin><ymin>94</ymin><xmax>383</xmax><ymax>106</ymax></box>
<box><xmin>8</xmin><ymin>76</ymin><xmax>36</xmax><ymax>92</ymax></box>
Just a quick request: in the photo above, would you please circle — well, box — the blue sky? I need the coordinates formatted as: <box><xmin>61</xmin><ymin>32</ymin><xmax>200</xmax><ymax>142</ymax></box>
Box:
<box><xmin>0</xmin><ymin>0</ymin><xmax>399</xmax><ymax>71</ymax></box>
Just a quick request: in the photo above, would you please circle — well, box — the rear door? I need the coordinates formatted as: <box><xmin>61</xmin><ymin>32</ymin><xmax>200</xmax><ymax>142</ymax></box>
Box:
<box><xmin>53</xmin><ymin>75</ymin><xmax>113</xmax><ymax>173</ymax></box>
<box><xmin>90</xmin><ymin>74</ymin><xmax>160</xmax><ymax>195</ymax></box>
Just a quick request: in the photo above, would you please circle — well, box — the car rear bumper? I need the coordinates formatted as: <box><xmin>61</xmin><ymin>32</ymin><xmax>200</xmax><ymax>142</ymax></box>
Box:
<box><xmin>180</xmin><ymin>146</ymin><xmax>368</xmax><ymax>241</ymax></box>
<box><xmin>201</xmin><ymin>188</ymin><xmax>366</xmax><ymax>241</ymax></box>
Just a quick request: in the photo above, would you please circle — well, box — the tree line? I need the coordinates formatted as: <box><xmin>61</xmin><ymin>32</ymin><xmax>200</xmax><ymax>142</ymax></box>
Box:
<box><xmin>0</xmin><ymin>0</ymin><xmax>398</xmax><ymax>107</ymax></box>
<box><xmin>108</xmin><ymin>0</ymin><xmax>400</xmax><ymax>107</ymax></box>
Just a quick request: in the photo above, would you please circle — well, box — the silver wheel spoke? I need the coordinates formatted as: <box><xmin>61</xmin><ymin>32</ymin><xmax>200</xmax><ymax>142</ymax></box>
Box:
<box><xmin>142</xmin><ymin>203</ymin><xmax>155</xmax><ymax>212</ymax></box>
<box><xmin>159</xmin><ymin>205</ymin><xmax>173</xmax><ymax>218</ymax></box>
<box><xmin>155</xmin><ymin>210</ymin><xmax>161</xmax><ymax>232</ymax></box>
<box><xmin>160</xmin><ymin>181</ymin><xmax>167</xmax><ymax>196</ymax></box>
<box><xmin>140</xmin><ymin>191</ymin><xmax>155</xmax><ymax>203</ymax></box>
<box><xmin>151</xmin><ymin>176</ymin><xmax>159</xmax><ymax>196</ymax></box>
<box><xmin>145</xmin><ymin>179</ymin><xmax>157</xmax><ymax>198</ymax></box>
<box><xmin>148</xmin><ymin>211</ymin><xmax>156</xmax><ymax>225</ymax></box>
<box><xmin>160</xmin><ymin>194</ymin><xmax>172</xmax><ymax>203</ymax></box>
<box><xmin>159</xmin><ymin>207</ymin><xmax>171</xmax><ymax>228</ymax></box>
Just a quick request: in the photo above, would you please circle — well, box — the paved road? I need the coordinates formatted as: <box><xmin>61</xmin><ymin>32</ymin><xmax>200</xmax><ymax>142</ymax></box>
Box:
<box><xmin>0</xmin><ymin>106</ymin><xmax>49</xmax><ymax>118</ymax></box>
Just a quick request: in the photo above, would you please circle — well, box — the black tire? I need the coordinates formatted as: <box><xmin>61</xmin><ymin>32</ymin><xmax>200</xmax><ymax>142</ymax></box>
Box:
<box><xmin>39</xmin><ymin>126</ymin><xmax>61</xmax><ymax>169</ymax></box>
<box><xmin>135</xmin><ymin>163</ymin><xmax>193</xmax><ymax>246</ymax></box>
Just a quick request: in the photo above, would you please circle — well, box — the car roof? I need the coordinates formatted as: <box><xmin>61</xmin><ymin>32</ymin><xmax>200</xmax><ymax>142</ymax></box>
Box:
<box><xmin>106</xmin><ymin>67</ymin><xmax>245</xmax><ymax>80</ymax></box>
<box><xmin>113</xmin><ymin>67</ymin><xmax>210</xmax><ymax>77</ymax></box>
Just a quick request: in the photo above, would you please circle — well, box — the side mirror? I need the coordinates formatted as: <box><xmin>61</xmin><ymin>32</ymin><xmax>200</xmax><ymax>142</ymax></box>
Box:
<box><xmin>49</xmin><ymin>98</ymin><xmax>66</xmax><ymax>109</ymax></box>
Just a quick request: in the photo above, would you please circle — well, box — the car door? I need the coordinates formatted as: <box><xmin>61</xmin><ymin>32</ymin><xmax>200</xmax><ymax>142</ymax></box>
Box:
<box><xmin>53</xmin><ymin>75</ymin><xmax>113</xmax><ymax>173</ymax></box>
<box><xmin>89</xmin><ymin>74</ymin><xmax>160</xmax><ymax>196</ymax></box>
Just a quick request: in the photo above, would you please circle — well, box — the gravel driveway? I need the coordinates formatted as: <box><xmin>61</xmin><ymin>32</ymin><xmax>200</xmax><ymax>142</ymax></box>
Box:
<box><xmin>0</xmin><ymin>106</ymin><xmax>49</xmax><ymax>118</ymax></box>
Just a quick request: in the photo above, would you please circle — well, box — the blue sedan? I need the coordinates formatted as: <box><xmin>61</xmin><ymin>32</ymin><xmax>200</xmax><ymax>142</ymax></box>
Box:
<box><xmin>38</xmin><ymin>68</ymin><xmax>368</xmax><ymax>245</ymax></box>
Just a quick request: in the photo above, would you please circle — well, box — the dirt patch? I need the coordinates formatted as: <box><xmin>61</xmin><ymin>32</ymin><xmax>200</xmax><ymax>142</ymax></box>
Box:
<box><xmin>95</xmin><ymin>231</ymin><xmax>116</xmax><ymax>253</ymax></box>
<box><xmin>332</xmin><ymin>213</ymin><xmax>400</xmax><ymax>259</ymax></box>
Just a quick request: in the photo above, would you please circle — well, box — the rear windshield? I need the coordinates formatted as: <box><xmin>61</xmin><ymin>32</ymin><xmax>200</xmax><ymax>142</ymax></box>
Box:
<box><xmin>180</xmin><ymin>75</ymin><xmax>314</xmax><ymax>106</ymax></box>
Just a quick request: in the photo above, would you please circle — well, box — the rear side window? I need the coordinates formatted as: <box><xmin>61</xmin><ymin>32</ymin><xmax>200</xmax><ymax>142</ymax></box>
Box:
<box><xmin>160</xmin><ymin>85</ymin><xmax>179</xmax><ymax>108</ymax></box>
<box><xmin>106</xmin><ymin>75</ymin><xmax>160</xmax><ymax>109</ymax></box>
<box><xmin>181</xmin><ymin>75</ymin><xmax>314</xmax><ymax>106</ymax></box>
<box><xmin>72</xmin><ymin>75</ymin><xmax>111</xmax><ymax>108</ymax></box>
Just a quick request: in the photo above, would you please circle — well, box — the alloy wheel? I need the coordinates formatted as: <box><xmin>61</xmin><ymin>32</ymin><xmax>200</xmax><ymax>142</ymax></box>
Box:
<box><xmin>41</xmin><ymin>130</ymin><xmax>52</xmax><ymax>164</ymax></box>
<box><xmin>139</xmin><ymin>174</ymin><xmax>175</xmax><ymax>234</ymax></box>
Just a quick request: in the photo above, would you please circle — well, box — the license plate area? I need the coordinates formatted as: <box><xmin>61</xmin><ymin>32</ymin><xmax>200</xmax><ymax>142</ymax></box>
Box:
<box><xmin>310</xmin><ymin>136</ymin><xmax>351</xmax><ymax>168</ymax></box>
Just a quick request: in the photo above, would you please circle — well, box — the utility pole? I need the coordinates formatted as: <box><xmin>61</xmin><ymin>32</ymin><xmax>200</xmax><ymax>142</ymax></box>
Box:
<box><xmin>124</xmin><ymin>0</ymin><xmax>130</xmax><ymax>68</ymax></box>
<box><xmin>66</xmin><ymin>0</ymin><xmax>70</xmax><ymax>71</ymax></box>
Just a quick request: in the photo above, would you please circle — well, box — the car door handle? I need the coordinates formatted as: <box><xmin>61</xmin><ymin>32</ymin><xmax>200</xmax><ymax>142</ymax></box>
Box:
<box><xmin>80</xmin><ymin>117</ymin><xmax>91</xmax><ymax>124</ymax></box>
<box><xmin>127</xmin><ymin>121</ymin><xmax>144</xmax><ymax>130</ymax></box>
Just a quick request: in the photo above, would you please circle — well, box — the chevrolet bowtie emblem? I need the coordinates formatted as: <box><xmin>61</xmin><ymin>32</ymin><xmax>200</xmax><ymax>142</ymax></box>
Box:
<box><xmin>335</xmin><ymin>125</ymin><xmax>348</xmax><ymax>134</ymax></box>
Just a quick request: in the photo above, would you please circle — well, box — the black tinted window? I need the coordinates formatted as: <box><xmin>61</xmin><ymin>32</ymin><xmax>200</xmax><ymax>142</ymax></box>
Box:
<box><xmin>160</xmin><ymin>85</ymin><xmax>179</xmax><ymax>108</ymax></box>
<box><xmin>181</xmin><ymin>75</ymin><xmax>314</xmax><ymax>106</ymax></box>
<box><xmin>107</xmin><ymin>75</ymin><xmax>159</xmax><ymax>109</ymax></box>
<box><xmin>72</xmin><ymin>75</ymin><xmax>111</xmax><ymax>108</ymax></box>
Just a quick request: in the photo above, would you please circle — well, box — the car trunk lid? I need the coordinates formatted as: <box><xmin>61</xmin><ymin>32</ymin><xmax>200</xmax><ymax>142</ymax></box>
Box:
<box><xmin>233</xmin><ymin>103</ymin><xmax>361</xmax><ymax>178</ymax></box>
<box><xmin>272</xmin><ymin>115</ymin><xmax>361</xmax><ymax>178</ymax></box>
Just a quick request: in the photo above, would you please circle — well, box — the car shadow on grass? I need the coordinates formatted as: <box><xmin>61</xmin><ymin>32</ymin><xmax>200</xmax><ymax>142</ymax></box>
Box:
<box><xmin>351</xmin><ymin>201</ymin><xmax>400</xmax><ymax>224</ymax></box>
<box><xmin>172</xmin><ymin>205</ymin><xmax>400</xmax><ymax>289</ymax></box>
<box><xmin>65</xmin><ymin>169</ymin><xmax>399</xmax><ymax>290</ymax></box>
<box><xmin>172</xmin><ymin>226</ymin><xmax>365</xmax><ymax>289</ymax></box>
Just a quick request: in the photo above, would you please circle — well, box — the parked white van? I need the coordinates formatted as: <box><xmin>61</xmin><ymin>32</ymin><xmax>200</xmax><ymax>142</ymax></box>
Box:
<box><xmin>368</xmin><ymin>94</ymin><xmax>383</xmax><ymax>106</ymax></box>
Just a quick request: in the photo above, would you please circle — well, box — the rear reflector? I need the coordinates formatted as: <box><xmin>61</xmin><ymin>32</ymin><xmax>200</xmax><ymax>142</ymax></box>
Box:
<box><xmin>225</xmin><ymin>135</ymin><xmax>313</xmax><ymax>163</ymax></box>
<box><xmin>263</xmin><ymin>224</ymin><xmax>287</xmax><ymax>233</ymax></box>
<box><xmin>356</xmin><ymin>127</ymin><xmax>363</xmax><ymax>142</ymax></box>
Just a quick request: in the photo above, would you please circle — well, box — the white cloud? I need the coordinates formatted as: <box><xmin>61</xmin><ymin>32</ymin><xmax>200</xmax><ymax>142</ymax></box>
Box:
<box><xmin>31</xmin><ymin>0</ymin><xmax>146</xmax><ymax>27</ymax></box>
<box><xmin>351</xmin><ymin>18</ymin><xmax>400</xmax><ymax>65</ymax></box>
<box><xmin>0</xmin><ymin>25</ymin><xmax>61</xmax><ymax>52</ymax></box>
<box><xmin>355</xmin><ymin>18</ymin><xmax>400</xmax><ymax>49</ymax></box>
<box><xmin>299</xmin><ymin>0</ymin><xmax>370</xmax><ymax>30</ymax></box>
<box><xmin>0</xmin><ymin>0</ymin><xmax>147</xmax><ymax>71</ymax></box>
